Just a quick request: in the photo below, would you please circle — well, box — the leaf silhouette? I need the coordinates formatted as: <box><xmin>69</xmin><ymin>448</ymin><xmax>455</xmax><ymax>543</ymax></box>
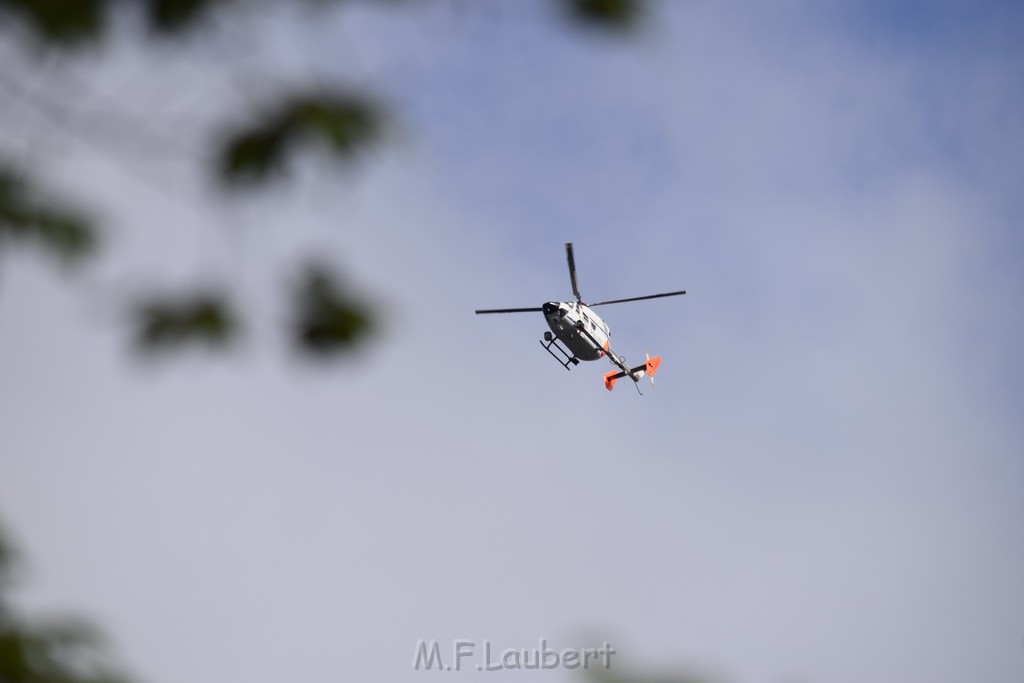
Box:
<box><xmin>292</xmin><ymin>264</ymin><xmax>373</xmax><ymax>356</ymax></box>
<box><xmin>134</xmin><ymin>293</ymin><xmax>237</xmax><ymax>351</ymax></box>
<box><xmin>563</xmin><ymin>0</ymin><xmax>644</xmax><ymax>30</ymax></box>
<box><xmin>0</xmin><ymin>170</ymin><xmax>96</xmax><ymax>263</ymax></box>
<box><xmin>0</xmin><ymin>0</ymin><xmax>105</xmax><ymax>45</ymax></box>
<box><xmin>219</xmin><ymin>93</ymin><xmax>383</xmax><ymax>186</ymax></box>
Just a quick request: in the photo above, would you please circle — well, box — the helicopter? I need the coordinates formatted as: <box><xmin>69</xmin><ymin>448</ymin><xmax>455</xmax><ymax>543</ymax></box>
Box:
<box><xmin>475</xmin><ymin>243</ymin><xmax>685</xmax><ymax>393</ymax></box>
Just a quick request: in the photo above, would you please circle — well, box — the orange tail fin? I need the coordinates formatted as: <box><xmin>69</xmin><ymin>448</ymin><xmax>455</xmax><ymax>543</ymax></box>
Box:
<box><xmin>604</xmin><ymin>371</ymin><xmax>620</xmax><ymax>391</ymax></box>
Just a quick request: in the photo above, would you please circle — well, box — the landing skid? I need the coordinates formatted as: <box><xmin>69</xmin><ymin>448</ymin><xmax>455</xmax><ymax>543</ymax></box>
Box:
<box><xmin>539</xmin><ymin>333</ymin><xmax>579</xmax><ymax>371</ymax></box>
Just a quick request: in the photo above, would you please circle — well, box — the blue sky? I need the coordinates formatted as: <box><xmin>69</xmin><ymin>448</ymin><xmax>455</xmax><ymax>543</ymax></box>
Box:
<box><xmin>1</xmin><ymin>2</ymin><xmax>1022</xmax><ymax>683</ymax></box>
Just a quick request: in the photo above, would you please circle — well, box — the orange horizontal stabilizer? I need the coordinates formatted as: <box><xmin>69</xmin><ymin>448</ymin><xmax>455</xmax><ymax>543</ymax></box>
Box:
<box><xmin>646</xmin><ymin>356</ymin><xmax>662</xmax><ymax>377</ymax></box>
<box><xmin>604</xmin><ymin>371</ymin><xmax>621</xmax><ymax>391</ymax></box>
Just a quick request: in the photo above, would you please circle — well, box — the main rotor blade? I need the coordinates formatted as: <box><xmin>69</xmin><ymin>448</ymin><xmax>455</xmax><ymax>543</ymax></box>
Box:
<box><xmin>565</xmin><ymin>242</ymin><xmax>582</xmax><ymax>302</ymax></box>
<box><xmin>475</xmin><ymin>307</ymin><xmax>544</xmax><ymax>314</ymax></box>
<box><xmin>589</xmin><ymin>290</ymin><xmax>687</xmax><ymax>307</ymax></box>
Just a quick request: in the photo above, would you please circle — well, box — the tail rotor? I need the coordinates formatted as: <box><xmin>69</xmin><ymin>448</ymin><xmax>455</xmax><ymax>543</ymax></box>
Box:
<box><xmin>645</xmin><ymin>351</ymin><xmax>659</xmax><ymax>386</ymax></box>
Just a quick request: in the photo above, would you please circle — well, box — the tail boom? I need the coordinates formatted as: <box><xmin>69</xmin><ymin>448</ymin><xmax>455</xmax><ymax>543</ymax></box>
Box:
<box><xmin>604</xmin><ymin>355</ymin><xmax>662</xmax><ymax>391</ymax></box>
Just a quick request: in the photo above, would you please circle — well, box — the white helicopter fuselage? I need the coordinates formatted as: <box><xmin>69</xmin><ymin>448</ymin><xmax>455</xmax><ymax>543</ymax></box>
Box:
<box><xmin>475</xmin><ymin>242</ymin><xmax>683</xmax><ymax>391</ymax></box>
<box><xmin>542</xmin><ymin>301</ymin><xmax>610</xmax><ymax>361</ymax></box>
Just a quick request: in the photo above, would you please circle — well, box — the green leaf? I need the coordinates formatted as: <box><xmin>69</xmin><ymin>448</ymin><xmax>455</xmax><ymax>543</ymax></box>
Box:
<box><xmin>562</xmin><ymin>0</ymin><xmax>644</xmax><ymax>30</ymax></box>
<box><xmin>147</xmin><ymin>0</ymin><xmax>222</xmax><ymax>33</ymax></box>
<box><xmin>292</xmin><ymin>96</ymin><xmax>381</xmax><ymax>157</ymax></box>
<box><xmin>0</xmin><ymin>630</ymin><xmax>31</xmax><ymax>682</ymax></box>
<box><xmin>0</xmin><ymin>169</ymin><xmax>97</xmax><ymax>263</ymax></box>
<box><xmin>219</xmin><ymin>123</ymin><xmax>291</xmax><ymax>185</ymax></box>
<box><xmin>292</xmin><ymin>265</ymin><xmax>373</xmax><ymax>356</ymax></box>
<box><xmin>0</xmin><ymin>0</ymin><xmax>105</xmax><ymax>45</ymax></box>
<box><xmin>0</xmin><ymin>527</ymin><xmax>133</xmax><ymax>683</ymax></box>
<box><xmin>219</xmin><ymin>93</ymin><xmax>383</xmax><ymax>186</ymax></box>
<box><xmin>134</xmin><ymin>293</ymin><xmax>237</xmax><ymax>351</ymax></box>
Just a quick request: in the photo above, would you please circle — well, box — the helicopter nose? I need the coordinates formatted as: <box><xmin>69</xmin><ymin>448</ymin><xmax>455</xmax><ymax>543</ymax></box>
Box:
<box><xmin>542</xmin><ymin>302</ymin><xmax>560</xmax><ymax>316</ymax></box>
